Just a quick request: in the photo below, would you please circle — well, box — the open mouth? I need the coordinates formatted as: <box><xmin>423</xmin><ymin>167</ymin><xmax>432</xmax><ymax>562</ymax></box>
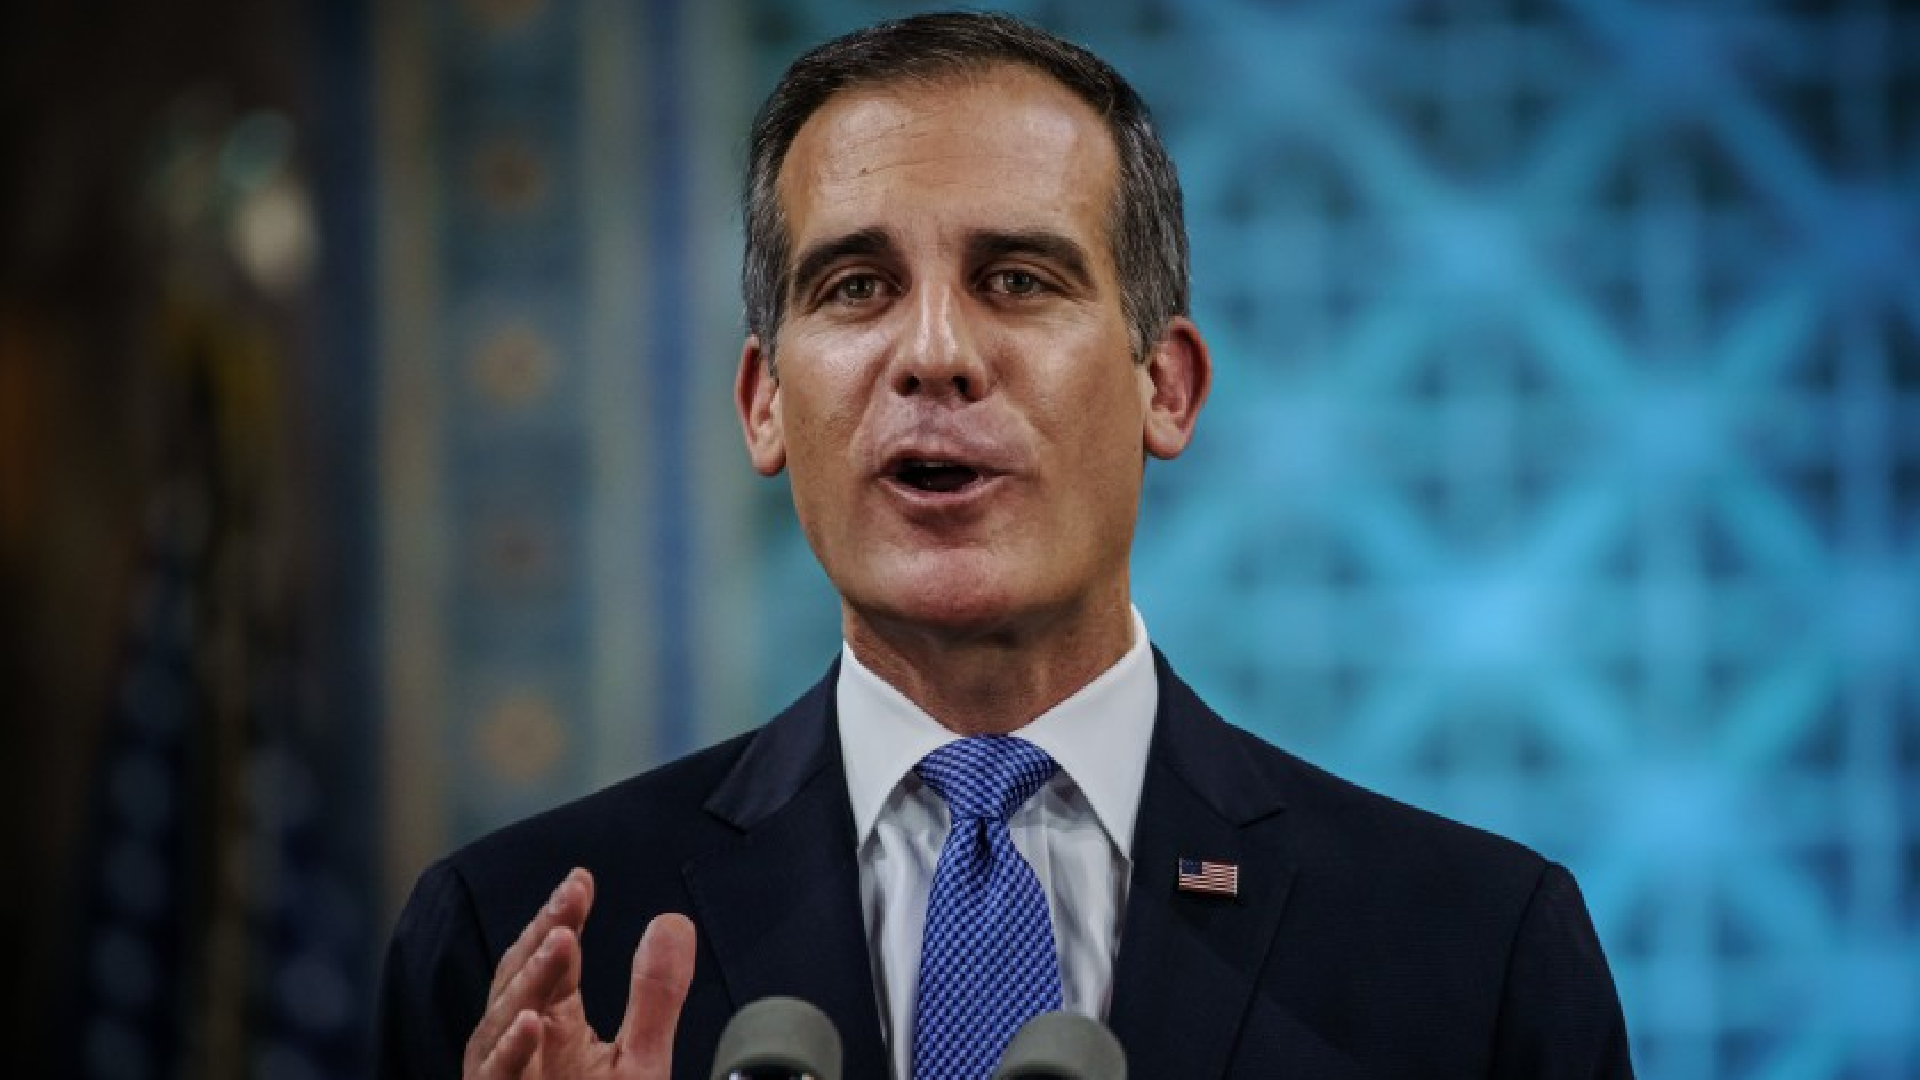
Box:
<box><xmin>892</xmin><ymin>459</ymin><xmax>984</xmax><ymax>494</ymax></box>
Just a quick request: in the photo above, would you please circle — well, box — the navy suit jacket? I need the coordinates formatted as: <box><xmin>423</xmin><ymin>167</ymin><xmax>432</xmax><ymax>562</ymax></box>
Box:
<box><xmin>378</xmin><ymin>652</ymin><xmax>1632</xmax><ymax>1077</ymax></box>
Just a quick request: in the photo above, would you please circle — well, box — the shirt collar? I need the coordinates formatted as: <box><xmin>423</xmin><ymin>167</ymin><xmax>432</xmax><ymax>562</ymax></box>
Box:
<box><xmin>835</xmin><ymin>607</ymin><xmax>1158</xmax><ymax>859</ymax></box>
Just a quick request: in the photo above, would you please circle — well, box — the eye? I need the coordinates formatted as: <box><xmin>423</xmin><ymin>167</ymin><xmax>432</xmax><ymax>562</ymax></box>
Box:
<box><xmin>828</xmin><ymin>273</ymin><xmax>883</xmax><ymax>304</ymax></box>
<box><xmin>986</xmin><ymin>268</ymin><xmax>1046</xmax><ymax>296</ymax></box>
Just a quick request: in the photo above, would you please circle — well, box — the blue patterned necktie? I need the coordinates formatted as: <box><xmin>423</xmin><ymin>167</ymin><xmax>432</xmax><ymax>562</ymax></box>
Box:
<box><xmin>911</xmin><ymin>736</ymin><xmax>1062</xmax><ymax>1080</ymax></box>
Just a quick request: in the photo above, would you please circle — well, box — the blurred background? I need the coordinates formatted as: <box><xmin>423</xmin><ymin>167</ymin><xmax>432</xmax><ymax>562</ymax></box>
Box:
<box><xmin>2</xmin><ymin>0</ymin><xmax>1914</xmax><ymax>1077</ymax></box>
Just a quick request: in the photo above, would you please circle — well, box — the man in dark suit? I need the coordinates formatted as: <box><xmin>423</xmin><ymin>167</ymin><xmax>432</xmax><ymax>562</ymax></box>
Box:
<box><xmin>378</xmin><ymin>12</ymin><xmax>1632</xmax><ymax>1079</ymax></box>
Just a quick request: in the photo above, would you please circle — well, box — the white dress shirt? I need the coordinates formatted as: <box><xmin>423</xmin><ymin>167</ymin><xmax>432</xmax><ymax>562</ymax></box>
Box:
<box><xmin>835</xmin><ymin>608</ymin><xmax>1160</xmax><ymax>1080</ymax></box>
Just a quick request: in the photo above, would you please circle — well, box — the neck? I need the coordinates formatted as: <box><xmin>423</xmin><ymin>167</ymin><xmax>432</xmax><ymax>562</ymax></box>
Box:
<box><xmin>844</xmin><ymin>595</ymin><xmax>1136</xmax><ymax>736</ymax></box>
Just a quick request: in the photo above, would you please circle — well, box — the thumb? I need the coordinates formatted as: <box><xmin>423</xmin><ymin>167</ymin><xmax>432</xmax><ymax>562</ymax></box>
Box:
<box><xmin>615</xmin><ymin>912</ymin><xmax>696</xmax><ymax>1067</ymax></box>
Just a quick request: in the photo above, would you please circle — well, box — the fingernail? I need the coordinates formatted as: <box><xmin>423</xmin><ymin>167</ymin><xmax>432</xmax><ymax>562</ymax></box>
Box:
<box><xmin>536</xmin><ymin>933</ymin><xmax>553</xmax><ymax>960</ymax></box>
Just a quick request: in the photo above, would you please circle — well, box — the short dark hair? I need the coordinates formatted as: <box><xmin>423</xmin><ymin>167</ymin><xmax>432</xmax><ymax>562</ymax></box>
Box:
<box><xmin>742</xmin><ymin>11</ymin><xmax>1189</xmax><ymax>363</ymax></box>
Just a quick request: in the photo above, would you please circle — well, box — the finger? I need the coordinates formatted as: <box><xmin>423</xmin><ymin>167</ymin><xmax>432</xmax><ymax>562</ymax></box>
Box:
<box><xmin>477</xmin><ymin>1008</ymin><xmax>542</xmax><ymax>1079</ymax></box>
<box><xmin>471</xmin><ymin>925</ymin><xmax>580</xmax><ymax>1069</ymax></box>
<box><xmin>545</xmin><ymin>916</ymin><xmax>586</xmax><ymax>1012</ymax></box>
<box><xmin>490</xmin><ymin>868</ymin><xmax>596</xmax><ymax>999</ymax></box>
<box><xmin>615</xmin><ymin>913</ymin><xmax>697</xmax><ymax>1065</ymax></box>
<box><xmin>470</xmin><ymin>869</ymin><xmax>596</xmax><ymax>1058</ymax></box>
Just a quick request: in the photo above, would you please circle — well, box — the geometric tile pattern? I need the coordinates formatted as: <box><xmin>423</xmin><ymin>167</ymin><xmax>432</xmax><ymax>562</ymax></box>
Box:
<box><xmin>736</xmin><ymin>2</ymin><xmax>1920</xmax><ymax>1075</ymax></box>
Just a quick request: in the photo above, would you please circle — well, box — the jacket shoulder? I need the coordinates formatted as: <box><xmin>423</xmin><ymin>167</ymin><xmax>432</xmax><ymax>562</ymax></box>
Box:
<box><xmin>1158</xmin><ymin>655</ymin><xmax>1549</xmax><ymax>890</ymax></box>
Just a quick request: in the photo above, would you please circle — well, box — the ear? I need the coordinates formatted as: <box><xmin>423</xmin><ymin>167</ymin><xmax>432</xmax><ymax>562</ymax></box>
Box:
<box><xmin>1141</xmin><ymin>316</ymin><xmax>1211</xmax><ymax>460</ymax></box>
<box><xmin>736</xmin><ymin>335</ymin><xmax>786</xmax><ymax>476</ymax></box>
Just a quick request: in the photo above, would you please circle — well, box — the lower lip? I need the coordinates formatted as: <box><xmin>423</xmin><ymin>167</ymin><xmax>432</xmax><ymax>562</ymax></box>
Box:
<box><xmin>879</xmin><ymin>473</ymin><xmax>1005</xmax><ymax>514</ymax></box>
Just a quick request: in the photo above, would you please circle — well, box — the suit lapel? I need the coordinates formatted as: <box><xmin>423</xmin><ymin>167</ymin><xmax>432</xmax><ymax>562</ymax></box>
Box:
<box><xmin>1109</xmin><ymin>653</ymin><xmax>1360</xmax><ymax>1078</ymax></box>
<box><xmin>681</xmin><ymin>666</ymin><xmax>891</xmax><ymax>1079</ymax></box>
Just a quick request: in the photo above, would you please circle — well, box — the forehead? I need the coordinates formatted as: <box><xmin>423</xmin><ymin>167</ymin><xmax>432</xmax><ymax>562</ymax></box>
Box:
<box><xmin>775</xmin><ymin>64</ymin><xmax>1120</xmax><ymax>256</ymax></box>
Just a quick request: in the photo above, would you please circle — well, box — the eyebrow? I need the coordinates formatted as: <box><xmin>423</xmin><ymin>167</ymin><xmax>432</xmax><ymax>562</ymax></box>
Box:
<box><xmin>787</xmin><ymin>227</ymin><xmax>897</xmax><ymax>304</ymax></box>
<box><xmin>965</xmin><ymin>230</ymin><xmax>1096</xmax><ymax>291</ymax></box>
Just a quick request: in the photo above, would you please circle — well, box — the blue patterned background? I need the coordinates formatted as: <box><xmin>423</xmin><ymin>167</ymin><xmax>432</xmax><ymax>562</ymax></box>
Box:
<box><xmin>372</xmin><ymin>1</ymin><xmax>1918</xmax><ymax>1076</ymax></box>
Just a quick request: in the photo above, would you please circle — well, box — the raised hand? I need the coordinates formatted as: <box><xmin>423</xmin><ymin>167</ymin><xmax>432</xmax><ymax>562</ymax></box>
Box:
<box><xmin>464</xmin><ymin>868</ymin><xmax>696</xmax><ymax>1079</ymax></box>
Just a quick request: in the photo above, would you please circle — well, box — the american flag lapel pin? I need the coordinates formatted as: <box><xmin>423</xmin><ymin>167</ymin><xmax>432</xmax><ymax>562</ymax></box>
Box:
<box><xmin>1177</xmin><ymin>857</ymin><xmax>1240</xmax><ymax>899</ymax></box>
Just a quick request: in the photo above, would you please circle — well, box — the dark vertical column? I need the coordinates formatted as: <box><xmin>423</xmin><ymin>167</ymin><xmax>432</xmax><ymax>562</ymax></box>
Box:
<box><xmin>642</xmin><ymin>0</ymin><xmax>698</xmax><ymax>760</ymax></box>
<box><xmin>307</xmin><ymin>0</ymin><xmax>381</xmax><ymax>1067</ymax></box>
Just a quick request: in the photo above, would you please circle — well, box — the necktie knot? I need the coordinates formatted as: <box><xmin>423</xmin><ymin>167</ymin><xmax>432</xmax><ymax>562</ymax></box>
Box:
<box><xmin>915</xmin><ymin>736</ymin><xmax>1057</xmax><ymax>822</ymax></box>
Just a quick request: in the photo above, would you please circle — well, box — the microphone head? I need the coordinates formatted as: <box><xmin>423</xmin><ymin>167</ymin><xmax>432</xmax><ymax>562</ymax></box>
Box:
<box><xmin>708</xmin><ymin>996</ymin><xmax>842</xmax><ymax>1080</ymax></box>
<box><xmin>991</xmin><ymin>1011</ymin><xmax>1127</xmax><ymax>1080</ymax></box>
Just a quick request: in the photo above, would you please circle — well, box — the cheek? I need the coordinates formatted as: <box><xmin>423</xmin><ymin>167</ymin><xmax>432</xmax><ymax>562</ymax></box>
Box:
<box><xmin>1059</xmin><ymin>358</ymin><xmax>1148</xmax><ymax>451</ymax></box>
<box><xmin>780</xmin><ymin>407</ymin><xmax>856</xmax><ymax>496</ymax></box>
<box><xmin>1036</xmin><ymin>369</ymin><xmax>1148</xmax><ymax>519</ymax></box>
<box><xmin>776</xmin><ymin>372</ymin><xmax>868</xmax><ymax>463</ymax></box>
<box><xmin>776</xmin><ymin>328</ymin><xmax>892</xmax><ymax>455</ymax></box>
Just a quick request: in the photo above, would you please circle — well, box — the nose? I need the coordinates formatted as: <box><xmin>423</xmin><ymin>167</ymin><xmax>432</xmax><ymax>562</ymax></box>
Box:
<box><xmin>889</xmin><ymin>281</ymin><xmax>992</xmax><ymax>402</ymax></box>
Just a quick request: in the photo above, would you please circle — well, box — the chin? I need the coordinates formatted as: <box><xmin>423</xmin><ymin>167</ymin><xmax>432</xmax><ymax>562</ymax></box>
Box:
<box><xmin>838</xmin><ymin>552</ymin><xmax>1047</xmax><ymax>638</ymax></box>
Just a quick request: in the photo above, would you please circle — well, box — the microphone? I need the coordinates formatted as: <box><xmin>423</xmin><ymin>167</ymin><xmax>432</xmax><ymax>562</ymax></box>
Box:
<box><xmin>991</xmin><ymin>1011</ymin><xmax>1127</xmax><ymax>1079</ymax></box>
<box><xmin>708</xmin><ymin>996</ymin><xmax>842</xmax><ymax>1080</ymax></box>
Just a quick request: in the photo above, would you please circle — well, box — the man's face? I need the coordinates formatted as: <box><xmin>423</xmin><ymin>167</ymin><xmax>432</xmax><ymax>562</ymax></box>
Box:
<box><xmin>737</xmin><ymin>64</ymin><xmax>1206</xmax><ymax>642</ymax></box>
